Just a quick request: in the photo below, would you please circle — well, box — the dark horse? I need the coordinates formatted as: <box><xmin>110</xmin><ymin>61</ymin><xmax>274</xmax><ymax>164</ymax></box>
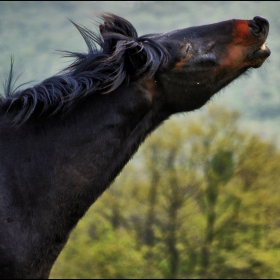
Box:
<box><xmin>0</xmin><ymin>13</ymin><xmax>270</xmax><ymax>278</ymax></box>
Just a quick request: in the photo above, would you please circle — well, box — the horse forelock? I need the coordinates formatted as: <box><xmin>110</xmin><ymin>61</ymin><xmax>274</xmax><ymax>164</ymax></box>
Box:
<box><xmin>1</xmin><ymin>13</ymin><xmax>170</xmax><ymax>126</ymax></box>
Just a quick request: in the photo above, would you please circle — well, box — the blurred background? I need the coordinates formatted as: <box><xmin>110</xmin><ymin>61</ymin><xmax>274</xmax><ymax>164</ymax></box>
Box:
<box><xmin>1</xmin><ymin>1</ymin><xmax>280</xmax><ymax>278</ymax></box>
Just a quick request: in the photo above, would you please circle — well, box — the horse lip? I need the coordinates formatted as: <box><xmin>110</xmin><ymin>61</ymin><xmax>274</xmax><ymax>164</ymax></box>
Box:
<box><xmin>252</xmin><ymin>43</ymin><xmax>269</xmax><ymax>53</ymax></box>
<box><xmin>252</xmin><ymin>42</ymin><xmax>270</xmax><ymax>55</ymax></box>
<box><xmin>248</xmin><ymin>44</ymin><xmax>270</xmax><ymax>68</ymax></box>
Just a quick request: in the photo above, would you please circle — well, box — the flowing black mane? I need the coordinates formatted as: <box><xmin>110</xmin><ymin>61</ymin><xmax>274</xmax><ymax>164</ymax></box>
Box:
<box><xmin>1</xmin><ymin>13</ymin><xmax>169</xmax><ymax>125</ymax></box>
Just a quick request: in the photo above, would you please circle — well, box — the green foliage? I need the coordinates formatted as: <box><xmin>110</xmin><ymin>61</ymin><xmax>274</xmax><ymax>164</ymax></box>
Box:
<box><xmin>50</xmin><ymin>105</ymin><xmax>280</xmax><ymax>278</ymax></box>
<box><xmin>51</xmin><ymin>221</ymin><xmax>146</xmax><ymax>278</ymax></box>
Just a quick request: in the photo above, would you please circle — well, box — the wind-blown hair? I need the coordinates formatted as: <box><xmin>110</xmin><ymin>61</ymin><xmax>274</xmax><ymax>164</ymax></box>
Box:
<box><xmin>1</xmin><ymin>13</ymin><xmax>170</xmax><ymax>125</ymax></box>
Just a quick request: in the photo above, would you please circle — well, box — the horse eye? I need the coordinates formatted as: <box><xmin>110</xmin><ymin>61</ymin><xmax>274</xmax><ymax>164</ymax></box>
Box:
<box><xmin>182</xmin><ymin>44</ymin><xmax>191</xmax><ymax>58</ymax></box>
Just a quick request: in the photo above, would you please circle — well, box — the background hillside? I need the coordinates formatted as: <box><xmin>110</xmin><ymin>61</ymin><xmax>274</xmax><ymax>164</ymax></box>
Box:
<box><xmin>1</xmin><ymin>2</ymin><xmax>280</xmax><ymax>278</ymax></box>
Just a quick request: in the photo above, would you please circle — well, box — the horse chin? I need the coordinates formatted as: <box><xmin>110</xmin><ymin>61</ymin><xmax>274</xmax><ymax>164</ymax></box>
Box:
<box><xmin>249</xmin><ymin>45</ymin><xmax>271</xmax><ymax>68</ymax></box>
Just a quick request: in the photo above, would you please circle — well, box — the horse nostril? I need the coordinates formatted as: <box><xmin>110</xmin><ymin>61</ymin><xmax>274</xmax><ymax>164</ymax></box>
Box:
<box><xmin>253</xmin><ymin>16</ymin><xmax>268</xmax><ymax>26</ymax></box>
<box><xmin>253</xmin><ymin>16</ymin><xmax>261</xmax><ymax>23</ymax></box>
<box><xmin>249</xmin><ymin>17</ymin><xmax>264</xmax><ymax>35</ymax></box>
<box><xmin>252</xmin><ymin>16</ymin><xmax>269</xmax><ymax>31</ymax></box>
<box><xmin>249</xmin><ymin>16</ymin><xmax>269</xmax><ymax>37</ymax></box>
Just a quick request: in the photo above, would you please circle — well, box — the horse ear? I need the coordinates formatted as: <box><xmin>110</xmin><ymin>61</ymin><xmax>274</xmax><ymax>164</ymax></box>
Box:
<box><xmin>124</xmin><ymin>42</ymin><xmax>150</xmax><ymax>79</ymax></box>
<box><xmin>98</xmin><ymin>13</ymin><xmax>138</xmax><ymax>38</ymax></box>
<box><xmin>99</xmin><ymin>13</ymin><xmax>138</xmax><ymax>55</ymax></box>
<box><xmin>99</xmin><ymin>21</ymin><xmax>149</xmax><ymax>78</ymax></box>
<box><xmin>99</xmin><ymin>13</ymin><xmax>169</xmax><ymax>80</ymax></box>
<box><xmin>99</xmin><ymin>22</ymin><xmax>117</xmax><ymax>54</ymax></box>
<box><xmin>125</xmin><ymin>38</ymin><xmax>171</xmax><ymax>79</ymax></box>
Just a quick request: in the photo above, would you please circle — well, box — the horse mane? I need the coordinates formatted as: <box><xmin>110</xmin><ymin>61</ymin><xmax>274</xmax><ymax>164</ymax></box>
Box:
<box><xmin>1</xmin><ymin>13</ymin><xmax>169</xmax><ymax>125</ymax></box>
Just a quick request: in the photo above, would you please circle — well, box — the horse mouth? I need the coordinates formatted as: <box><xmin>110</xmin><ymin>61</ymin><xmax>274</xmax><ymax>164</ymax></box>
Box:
<box><xmin>248</xmin><ymin>16</ymin><xmax>270</xmax><ymax>67</ymax></box>
<box><xmin>254</xmin><ymin>42</ymin><xmax>270</xmax><ymax>54</ymax></box>
<box><xmin>250</xmin><ymin>43</ymin><xmax>270</xmax><ymax>67</ymax></box>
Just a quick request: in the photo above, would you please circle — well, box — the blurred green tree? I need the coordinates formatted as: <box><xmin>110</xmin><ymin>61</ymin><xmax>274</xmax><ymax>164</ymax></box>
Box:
<box><xmin>51</xmin><ymin>105</ymin><xmax>280</xmax><ymax>279</ymax></box>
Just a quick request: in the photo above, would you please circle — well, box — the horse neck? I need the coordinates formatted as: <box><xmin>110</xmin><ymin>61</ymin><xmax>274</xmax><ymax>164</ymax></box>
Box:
<box><xmin>0</xmin><ymin>81</ymin><xmax>170</xmax><ymax>278</ymax></box>
<box><xmin>34</xmin><ymin>83</ymin><xmax>169</xmax><ymax>235</ymax></box>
